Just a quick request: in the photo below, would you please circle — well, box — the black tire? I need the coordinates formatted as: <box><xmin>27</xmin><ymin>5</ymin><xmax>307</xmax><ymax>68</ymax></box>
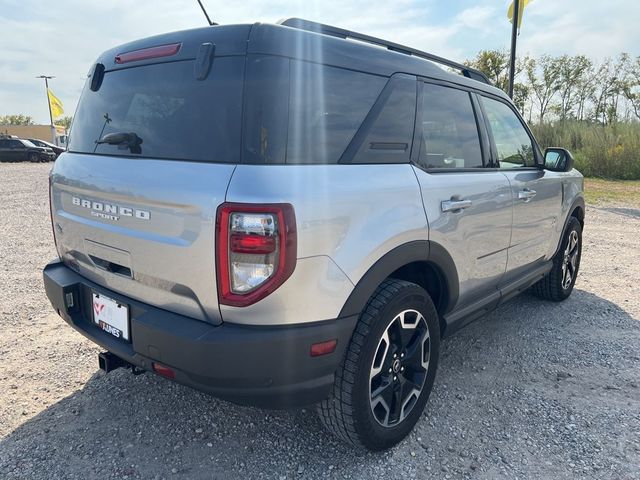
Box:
<box><xmin>28</xmin><ymin>152</ymin><xmax>39</xmax><ymax>163</ymax></box>
<box><xmin>531</xmin><ymin>217</ymin><xmax>582</xmax><ymax>301</ymax></box>
<box><xmin>318</xmin><ymin>279</ymin><xmax>440</xmax><ymax>451</ymax></box>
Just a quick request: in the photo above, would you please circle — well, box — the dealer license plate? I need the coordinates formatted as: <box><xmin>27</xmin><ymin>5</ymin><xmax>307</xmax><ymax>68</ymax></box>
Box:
<box><xmin>92</xmin><ymin>292</ymin><xmax>130</xmax><ymax>342</ymax></box>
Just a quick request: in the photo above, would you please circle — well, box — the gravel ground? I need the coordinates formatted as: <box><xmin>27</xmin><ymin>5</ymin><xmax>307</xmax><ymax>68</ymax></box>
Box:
<box><xmin>1</xmin><ymin>162</ymin><xmax>639</xmax><ymax>479</ymax></box>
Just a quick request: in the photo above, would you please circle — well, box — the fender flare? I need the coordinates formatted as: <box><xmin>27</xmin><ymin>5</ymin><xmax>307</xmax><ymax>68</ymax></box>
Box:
<box><xmin>338</xmin><ymin>240</ymin><xmax>459</xmax><ymax>318</ymax></box>
<box><xmin>553</xmin><ymin>195</ymin><xmax>585</xmax><ymax>257</ymax></box>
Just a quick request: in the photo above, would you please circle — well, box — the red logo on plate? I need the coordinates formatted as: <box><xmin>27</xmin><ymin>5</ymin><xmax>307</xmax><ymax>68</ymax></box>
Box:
<box><xmin>94</xmin><ymin>303</ymin><xmax>105</xmax><ymax>316</ymax></box>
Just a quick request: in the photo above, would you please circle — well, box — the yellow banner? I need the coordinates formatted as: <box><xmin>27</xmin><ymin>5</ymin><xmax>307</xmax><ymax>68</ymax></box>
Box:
<box><xmin>47</xmin><ymin>88</ymin><xmax>64</xmax><ymax>119</ymax></box>
<box><xmin>507</xmin><ymin>0</ymin><xmax>530</xmax><ymax>29</ymax></box>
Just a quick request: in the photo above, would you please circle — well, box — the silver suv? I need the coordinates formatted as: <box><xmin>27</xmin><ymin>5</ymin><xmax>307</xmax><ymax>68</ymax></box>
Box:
<box><xmin>43</xmin><ymin>18</ymin><xmax>585</xmax><ymax>450</ymax></box>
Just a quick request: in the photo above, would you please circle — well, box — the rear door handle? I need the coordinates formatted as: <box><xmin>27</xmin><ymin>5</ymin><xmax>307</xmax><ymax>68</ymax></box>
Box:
<box><xmin>441</xmin><ymin>199</ymin><xmax>473</xmax><ymax>213</ymax></box>
<box><xmin>518</xmin><ymin>189</ymin><xmax>537</xmax><ymax>202</ymax></box>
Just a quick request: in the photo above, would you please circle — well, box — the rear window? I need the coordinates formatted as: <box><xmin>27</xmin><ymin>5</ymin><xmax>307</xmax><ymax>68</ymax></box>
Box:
<box><xmin>69</xmin><ymin>58</ymin><xmax>244</xmax><ymax>162</ymax></box>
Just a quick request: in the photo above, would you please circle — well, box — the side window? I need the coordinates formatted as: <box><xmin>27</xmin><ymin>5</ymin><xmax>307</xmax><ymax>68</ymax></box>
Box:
<box><xmin>481</xmin><ymin>97</ymin><xmax>535</xmax><ymax>168</ymax></box>
<box><xmin>9</xmin><ymin>140</ymin><xmax>23</xmax><ymax>149</ymax></box>
<box><xmin>287</xmin><ymin>61</ymin><xmax>386</xmax><ymax>164</ymax></box>
<box><xmin>351</xmin><ymin>75</ymin><xmax>416</xmax><ymax>164</ymax></box>
<box><xmin>0</xmin><ymin>140</ymin><xmax>7</xmax><ymax>148</ymax></box>
<box><xmin>417</xmin><ymin>83</ymin><xmax>483</xmax><ymax>170</ymax></box>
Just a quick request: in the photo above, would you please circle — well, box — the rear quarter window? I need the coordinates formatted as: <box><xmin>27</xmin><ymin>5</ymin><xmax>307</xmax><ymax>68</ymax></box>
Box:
<box><xmin>350</xmin><ymin>74</ymin><xmax>417</xmax><ymax>164</ymax></box>
<box><xmin>242</xmin><ymin>59</ymin><xmax>389</xmax><ymax>165</ymax></box>
<box><xmin>69</xmin><ymin>57</ymin><xmax>244</xmax><ymax>162</ymax></box>
<box><xmin>286</xmin><ymin>61</ymin><xmax>386</xmax><ymax>164</ymax></box>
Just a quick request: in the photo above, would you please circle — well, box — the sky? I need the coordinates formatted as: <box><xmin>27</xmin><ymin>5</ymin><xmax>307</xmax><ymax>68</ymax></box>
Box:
<box><xmin>1</xmin><ymin>0</ymin><xmax>639</xmax><ymax>124</ymax></box>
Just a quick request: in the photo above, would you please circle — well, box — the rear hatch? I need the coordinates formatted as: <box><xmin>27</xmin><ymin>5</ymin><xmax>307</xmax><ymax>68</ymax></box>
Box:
<box><xmin>50</xmin><ymin>25</ymin><xmax>250</xmax><ymax>324</ymax></box>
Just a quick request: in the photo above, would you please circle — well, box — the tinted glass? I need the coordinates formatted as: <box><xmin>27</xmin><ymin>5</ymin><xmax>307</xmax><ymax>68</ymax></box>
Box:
<box><xmin>351</xmin><ymin>75</ymin><xmax>416</xmax><ymax>164</ymax></box>
<box><xmin>69</xmin><ymin>58</ymin><xmax>244</xmax><ymax>162</ymax></box>
<box><xmin>10</xmin><ymin>140</ymin><xmax>24</xmax><ymax>148</ymax></box>
<box><xmin>482</xmin><ymin>97</ymin><xmax>535</xmax><ymax>168</ymax></box>
<box><xmin>418</xmin><ymin>83</ymin><xmax>483</xmax><ymax>169</ymax></box>
<box><xmin>0</xmin><ymin>140</ymin><xmax>8</xmax><ymax>148</ymax></box>
<box><xmin>287</xmin><ymin>61</ymin><xmax>385</xmax><ymax>164</ymax></box>
<box><xmin>242</xmin><ymin>55</ymin><xmax>289</xmax><ymax>164</ymax></box>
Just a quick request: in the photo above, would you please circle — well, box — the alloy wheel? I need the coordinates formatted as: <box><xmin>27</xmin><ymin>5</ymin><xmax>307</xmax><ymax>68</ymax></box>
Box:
<box><xmin>369</xmin><ymin>309</ymin><xmax>430</xmax><ymax>427</ymax></box>
<box><xmin>561</xmin><ymin>230</ymin><xmax>579</xmax><ymax>290</ymax></box>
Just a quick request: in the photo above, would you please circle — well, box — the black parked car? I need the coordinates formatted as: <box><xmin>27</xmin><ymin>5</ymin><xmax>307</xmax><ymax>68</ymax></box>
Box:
<box><xmin>28</xmin><ymin>138</ymin><xmax>65</xmax><ymax>158</ymax></box>
<box><xmin>0</xmin><ymin>137</ymin><xmax>55</xmax><ymax>162</ymax></box>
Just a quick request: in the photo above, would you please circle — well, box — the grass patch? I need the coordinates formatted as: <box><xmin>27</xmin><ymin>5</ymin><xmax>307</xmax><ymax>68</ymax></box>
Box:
<box><xmin>531</xmin><ymin>121</ymin><xmax>640</xmax><ymax>180</ymax></box>
<box><xmin>584</xmin><ymin>178</ymin><xmax>640</xmax><ymax>206</ymax></box>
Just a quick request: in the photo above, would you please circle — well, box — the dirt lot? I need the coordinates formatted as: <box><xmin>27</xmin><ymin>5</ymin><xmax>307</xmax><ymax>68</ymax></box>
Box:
<box><xmin>1</xmin><ymin>162</ymin><xmax>639</xmax><ymax>479</ymax></box>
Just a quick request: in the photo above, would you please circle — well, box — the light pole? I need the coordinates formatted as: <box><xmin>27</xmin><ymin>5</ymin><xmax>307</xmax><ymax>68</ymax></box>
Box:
<box><xmin>36</xmin><ymin>75</ymin><xmax>56</xmax><ymax>142</ymax></box>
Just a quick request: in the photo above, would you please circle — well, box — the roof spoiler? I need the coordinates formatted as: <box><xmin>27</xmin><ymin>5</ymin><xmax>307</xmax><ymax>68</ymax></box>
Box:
<box><xmin>278</xmin><ymin>18</ymin><xmax>492</xmax><ymax>86</ymax></box>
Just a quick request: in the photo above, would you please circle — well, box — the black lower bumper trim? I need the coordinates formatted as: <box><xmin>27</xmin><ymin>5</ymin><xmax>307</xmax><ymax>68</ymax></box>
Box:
<box><xmin>43</xmin><ymin>260</ymin><xmax>358</xmax><ymax>408</ymax></box>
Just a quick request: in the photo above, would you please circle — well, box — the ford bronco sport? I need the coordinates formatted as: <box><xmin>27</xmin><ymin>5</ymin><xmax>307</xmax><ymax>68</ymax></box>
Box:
<box><xmin>43</xmin><ymin>18</ymin><xmax>585</xmax><ymax>450</ymax></box>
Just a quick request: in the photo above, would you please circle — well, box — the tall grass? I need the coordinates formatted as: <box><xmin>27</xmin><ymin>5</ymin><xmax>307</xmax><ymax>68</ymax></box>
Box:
<box><xmin>531</xmin><ymin>121</ymin><xmax>640</xmax><ymax>180</ymax></box>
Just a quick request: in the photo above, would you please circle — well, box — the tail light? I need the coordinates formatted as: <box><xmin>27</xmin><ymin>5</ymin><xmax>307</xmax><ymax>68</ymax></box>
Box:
<box><xmin>216</xmin><ymin>203</ymin><xmax>296</xmax><ymax>307</ymax></box>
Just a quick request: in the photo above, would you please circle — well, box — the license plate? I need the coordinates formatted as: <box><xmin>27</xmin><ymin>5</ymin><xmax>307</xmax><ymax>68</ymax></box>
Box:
<box><xmin>92</xmin><ymin>293</ymin><xmax>130</xmax><ymax>342</ymax></box>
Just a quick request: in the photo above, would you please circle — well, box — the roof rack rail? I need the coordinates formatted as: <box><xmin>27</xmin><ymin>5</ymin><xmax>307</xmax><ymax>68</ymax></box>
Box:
<box><xmin>277</xmin><ymin>18</ymin><xmax>491</xmax><ymax>86</ymax></box>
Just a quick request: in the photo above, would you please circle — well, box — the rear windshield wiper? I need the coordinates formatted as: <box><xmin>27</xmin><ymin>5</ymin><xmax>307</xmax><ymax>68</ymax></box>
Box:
<box><xmin>96</xmin><ymin>132</ymin><xmax>143</xmax><ymax>154</ymax></box>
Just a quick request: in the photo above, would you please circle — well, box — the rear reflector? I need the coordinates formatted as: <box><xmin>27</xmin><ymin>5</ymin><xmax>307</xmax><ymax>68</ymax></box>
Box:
<box><xmin>115</xmin><ymin>43</ymin><xmax>181</xmax><ymax>64</ymax></box>
<box><xmin>310</xmin><ymin>339</ymin><xmax>338</xmax><ymax>357</ymax></box>
<box><xmin>230</xmin><ymin>232</ymin><xmax>277</xmax><ymax>254</ymax></box>
<box><xmin>152</xmin><ymin>362</ymin><xmax>176</xmax><ymax>379</ymax></box>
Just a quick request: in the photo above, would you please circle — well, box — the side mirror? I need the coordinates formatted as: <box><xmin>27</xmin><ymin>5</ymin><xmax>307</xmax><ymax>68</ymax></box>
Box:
<box><xmin>544</xmin><ymin>147</ymin><xmax>574</xmax><ymax>172</ymax></box>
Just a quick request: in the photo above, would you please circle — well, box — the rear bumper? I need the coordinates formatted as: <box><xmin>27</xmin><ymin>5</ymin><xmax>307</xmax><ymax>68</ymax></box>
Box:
<box><xmin>43</xmin><ymin>260</ymin><xmax>357</xmax><ymax>408</ymax></box>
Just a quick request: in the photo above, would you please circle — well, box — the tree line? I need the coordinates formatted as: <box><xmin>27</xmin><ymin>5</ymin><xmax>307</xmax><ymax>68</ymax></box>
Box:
<box><xmin>466</xmin><ymin>51</ymin><xmax>640</xmax><ymax>180</ymax></box>
<box><xmin>466</xmin><ymin>50</ymin><xmax>640</xmax><ymax>125</ymax></box>
<box><xmin>0</xmin><ymin>115</ymin><xmax>73</xmax><ymax>130</ymax></box>
<box><xmin>0</xmin><ymin>114</ymin><xmax>35</xmax><ymax>126</ymax></box>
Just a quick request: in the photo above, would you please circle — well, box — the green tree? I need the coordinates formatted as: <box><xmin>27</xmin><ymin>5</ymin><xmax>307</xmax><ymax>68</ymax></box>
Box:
<box><xmin>55</xmin><ymin>116</ymin><xmax>73</xmax><ymax>130</ymax></box>
<box><xmin>525</xmin><ymin>55</ymin><xmax>561</xmax><ymax>124</ymax></box>
<box><xmin>512</xmin><ymin>82</ymin><xmax>531</xmax><ymax>116</ymax></box>
<box><xmin>551</xmin><ymin>55</ymin><xmax>593</xmax><ymax>120</ymax></box>
<box><xmin>0</xmin><ymin>114</ymin><xmax>35</xmax><ymax>125</ymax></box>
<box><xmin>465</xmin><ymin>49</ymin><xmax>511</xmax><ymax>92</ymax></box>
<box><xmin>623</xmin><ymin>55</ymin><xmax>640</xmax><ymax>120</ymax></box>
<box><xmin>591</xmin><ymin>55</ymin><xmax>630</xmax><ymax>124</ymax></box>
<box><xmin>465</xmin><ymin>49</ymin><xmax>529</xmax><ymax>114</ymax></box>
<box><xmin>574</xmin><ymin>59</ymin><xmax>597</xmax><ymax>121</ymax></box>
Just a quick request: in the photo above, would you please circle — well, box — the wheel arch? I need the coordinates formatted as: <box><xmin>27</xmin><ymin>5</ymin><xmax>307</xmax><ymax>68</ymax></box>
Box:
<box><xmin>553</xmin><ymin>196</ymin><xmax>585</xmax><ymax>257</ymax></box>
<box><xmin>570</xmin><ymin>201</ymin><xmax>585</xmax><ymax>228</ymax></box>
<box><xmin>338</xmin><ymin>241</ymin><xmax>458</xmax><ymax>333</ymax></box>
